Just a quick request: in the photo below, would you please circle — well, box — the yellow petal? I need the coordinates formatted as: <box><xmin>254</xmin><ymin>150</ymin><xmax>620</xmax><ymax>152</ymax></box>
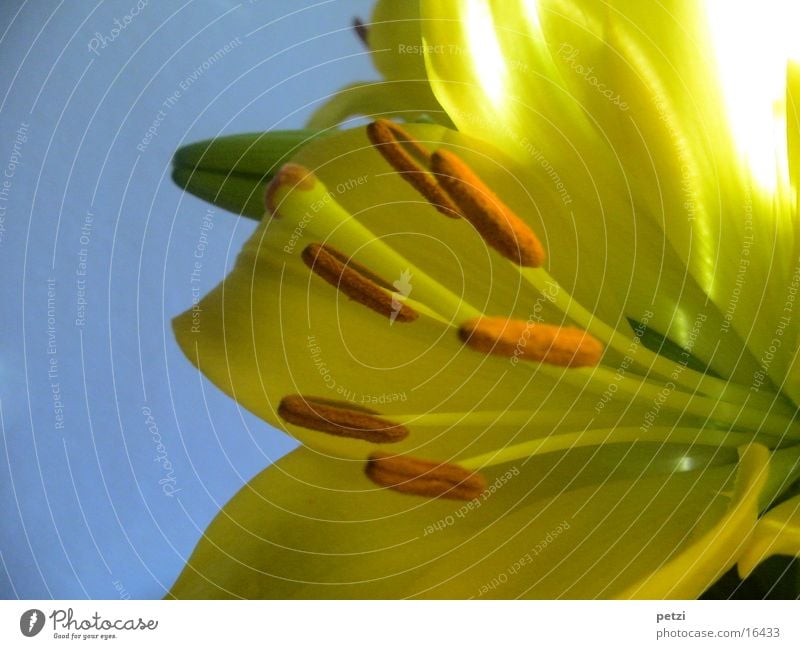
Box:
<box><xmin>168</xmin><ymin>441</ymin><xmax>762</xmax><ymax>599</ymax></box>
<box><xmin>789</xmin><ymin>62</ymin><xmax>800</xmax><ymax>193</ymax></box>
<box><xmin>306</xmin><ymin>81</ymin><xmax>449</xmax><ymax>130</ymax></box>
<box><xmin>306</xmin><ymin>0</ymin><xmax>446</xmax><ymax>129</ymax></box>
<box><xmin>368</xmin><ymin>0</ymin><xmax>429</xmax><ymax>83</ymax></box>
<box><xmin>738</xmin><ymin>493</ymin><xmax>800</xmax><ymax>579</ymax></box>
<box><xmin>617</xmin><ymin>443</ymin><xmax>769</xmax><ymax>598</ymax></box>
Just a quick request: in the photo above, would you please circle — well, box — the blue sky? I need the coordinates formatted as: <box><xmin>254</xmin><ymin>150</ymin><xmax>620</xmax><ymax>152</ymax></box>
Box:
<box><xmin>0</xmin><ymin>0</ymin><xmax>376</xmax><ymax>599</ymax></box>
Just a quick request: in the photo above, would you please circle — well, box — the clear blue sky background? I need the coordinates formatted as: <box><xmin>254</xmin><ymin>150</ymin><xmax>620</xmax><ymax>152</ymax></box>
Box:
<box><xmin>0</xmin><ymin>0</ymin><xmax>375</xmax><ymax>599</ymax></box>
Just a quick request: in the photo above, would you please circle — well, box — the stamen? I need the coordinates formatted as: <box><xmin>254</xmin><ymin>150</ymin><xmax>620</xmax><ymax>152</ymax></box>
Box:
<box><xmin>431</xmin><ymin>149</ymin><xmax>546</xmax><ymax>267</ymax></box>
<box><xmin>265</xmin><ymin>163</ymin><xmax>316</xmax><ymax>218</ymax></box>
<box><xmin>458</xmin><ymin>427</ymin><xmax>765</xmax><ymax>471</ymax></box>
<box><xmin>266</xmin><ymin>167</ymin><xmax>480</xmax><ymax>322</ymax></box>
<box><xmin>518</xmin><ymin>269</ymin><xmax>795</xmax><ymax>414</ymax></box>
<box><xmin>302</xmin><ymin>243</ymin><xmax>418</xmax><ymax>322</ymax></box>
<box><xmin>459</xmin><ymin>317</ymin><xmax>603</xmax><ymax>368</ymax></box>
<box><xmin>278</xmin><ymin>395</ymin><xmax>409</xmax><ymax>443</ymax></box>
<box><xmin>366</xmin><ymin>119</ymin><xmax>461</xmax><ymax>218</ymax></box>
<box><xmin>366</xmin><ymin>452</ymin><xmax>486</xmax><ymax>500</ymax></box>
<box><xmin>389</xmin><ymin>408</ymin><xmax>787</xmax><ymax>448</ymax></box>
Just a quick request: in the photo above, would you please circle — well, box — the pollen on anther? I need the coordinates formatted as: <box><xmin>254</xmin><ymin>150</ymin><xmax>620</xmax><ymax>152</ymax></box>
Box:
<box><xmin>366</xmin><ymin>119</ymin><xmax>461</xmax><ymax>218</ymax></box>
<box><xmin>366</xmin><ymin>453</ymin><xmax>486</xmax><ymax>500</ymax></box>
<box><xmin>278</xmin><ymin>395</ymin><xmax>409</xmax><ymax>443</ymax></box>
<box><xmin>459</xmin><ymin>317</ymin><xmax>603</xmax><ymax>368</ymax></box>
<box><xmin>302</xmin><ymin>243</ymin><xmax>418</xmax><ymax>323</ymax></box>
<box><xmin>431</xmin><ymin>149</ymin><xmax>546</xmax><ymax>267</ymax></box>
<box><xmin>264</xmin><ymin>163</ymin><xmax>316</xmax><ymax>218</ymax></box>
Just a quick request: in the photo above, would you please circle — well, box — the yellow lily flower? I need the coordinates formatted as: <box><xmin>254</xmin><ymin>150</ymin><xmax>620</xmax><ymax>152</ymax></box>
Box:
<box><xmin>168</xmin><ymin>0</ymin><xmax>800</xmax><ymax>598</ymax></box>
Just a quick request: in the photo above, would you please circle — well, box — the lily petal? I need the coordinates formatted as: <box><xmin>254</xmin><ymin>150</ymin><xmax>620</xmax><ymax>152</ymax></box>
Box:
<box><xmin>168</xmin><ymin>441</ymin><xmax>764</xmax><ymax>599</ymax></box>
<box><xmin>420</xmin><ymin>0</ymin><xmax>800</xmax><ymax>394</ymax></box>
<box><xmin>306</xmin><ymin>80</ymin><xmax>450</xmax><ymax>130</ymax></box>
<box><xmin>368</xmin><ymin>0</ymin><xmax>429</xmax><ymax>83</ymax></box>
<box><xmin>738</xmin><ymin>493</ymin><xmax>800</xmax><ymax>579</ymax></box>
<box><xmin>307</xmin><ymin>0</ymin><xmax>447</xmax><ymax>129</ymax></box>
<box><xmin>618</xmin><ymin>443</ymin><xmax>768</xmax><ymax>598</ymax></box>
